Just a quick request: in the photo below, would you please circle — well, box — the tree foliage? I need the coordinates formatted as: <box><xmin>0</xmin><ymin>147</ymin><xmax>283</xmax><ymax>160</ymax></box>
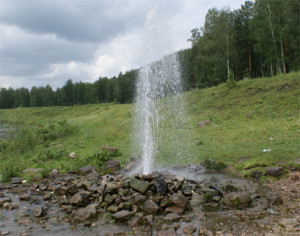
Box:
<box><xmin>0</xmin><ymin>0</ymin><xmax>299</xmax><ymax>109</ymax></box>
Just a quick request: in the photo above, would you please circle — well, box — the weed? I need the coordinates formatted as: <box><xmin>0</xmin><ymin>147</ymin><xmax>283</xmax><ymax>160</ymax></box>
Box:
<box><xmin>202</xmin><ymin>158</ymin><xmax>227</xmax><ymax>171</ymax></box>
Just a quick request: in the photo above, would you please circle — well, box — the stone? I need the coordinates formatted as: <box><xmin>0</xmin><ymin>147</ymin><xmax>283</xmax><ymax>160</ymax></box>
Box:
<box><xmin>251</xmin><ymin>170</ymin><xmax>262</xmax><ymax>179</ymax></box>
<box><xmin>88</xmin><ymin>184</ymin><xmax>99</xmax><ymax>193</ymax></box>
<box><xmin>104</xmin><ymin>182</ymin><xmax>118</xmax><ymax>194</ymax></box>
<box><xmin>290</xmin><ymin>174</ymin><xmax>300</xmax><ymax>181</ymax></box>
<box><xmin>129</xmin><ymin>216</ymin><xmax>143</xmax><ymax>227</ymax></box>
<box><xmin>223</xmin><ymin>192</ymin><xmax>252</xmax><ymax>208</ymax></box>
<box><xmin>160</xmin><ymin>198</ymin><xmax>170</xmax><ymax>208</ymax></box>
<box><xmin>62</xmin><ymin>205</ymin><xmax>73</xmax><ymax>213</ymax></box>
<box><xmin>154</xmin><ymin>178</ymin><xmax>167</xmax><ymax>195</ymax></box>
<box><xmin>77</xmin><ymin>166</ymin><xmax>97</xmax><ymax>175</ymax></box>
<box><xmin>198</xmin><ymin>120</ymin><xmax>212</xmax><ymax>128</ymax></box>
<box><xmin>0</xmin><ymin>197</ymin><xmax>11</xmax><ymax>206</ymax></box>
<box><xmin>165</xmin><ymin>206</ymin><xmax>184</xmax><ymax>215</ymax></box>
<box><xmin>69</xmin><ymin>152</ymin><xmax>76</xmax><ymax>158</ymax></box>
<box><xmin>105</xmin><ymin>160</ymin><xmax>121</xmax><ymax>173</ymax></box>
<box><xmin>112</xmin><ymin>210</ymin><xmax>134</xmax><ymax>221</ymax></box>
<box><xmin>142</xmin><ymin>173</ymin><xmax>159</xmax><ymax>181</ymax></box>
<box><xmin>164</xmin><ymin>213</ymin><xmax>182</xmax><ymax>222</ymax></box>
<box><xmin>70</xmin><ymin>191</ymin><xmax>91</xmax><ymax>206</ymax></box>
<box><xmin>73</xmin><ymin>203</ymin><xmax>98</xmax><ymax>222</ymax></box>
<box><xmin>266</xmin><ymin>166</ymin><xmax>284</xmax><ymax>177</ymax></box>
<box><xmin>51</xmin><ymin>169</ymin><xmax>59</xmax><ymax>175</ymax></box>
<box><xmin>169</xmin><ymin>193</ymin><xmax>189</xmax><ymax>210</ymax></box>
<box><xmin>202</xmin><ymin>202</ymin><xmax>219</xmax><ymax>211</ymax></box>
<box><xmin>268</xmin><ymin>195</ymin><xmax>283</xmax><ymax>206</ymax></box>
<box><xmin>158</xmin><ymin>229</ymin><xmax>177</xmax><ymax>236</ymax></box>
<box><xmin>3</xmin><ymin>202</ymin><xmax>19</xmax><ymax>210</ymax></box>
<box><xmin>11</xmin><ymin>178</ymin><xmax>22</xmax><ymax>184</ymax></box>
<box><xmin>182</xmin><ymin>224</ymin><xmax>196</xmax><ymax>234</ymax></box>
<box><xmin>86</xmin><ymin>171</ymin><xmax>100</xmax><ymax>179</ymax></box>
<box><xmin>221</xmin><ymin>183</ymin><xmax>238</xmax><ymax>192</ymax></box>
<box><xmin>175</xmin><ymin>176</ymin><xmax>185</xmax><ymax>182</ymax></box>
<box><xmin>143</xmin><ymin>200</ymin><xmax>159</xmax><ymax>215</ymax></box>
<box><xmin>107</xmin><ymin>205</ymin><xmax>119</xmax><ymax>213</ymax></box>
<box><xmin>67</xmin><ymin>184</ymin><xmax>79</xmax><ymax>195</ymax></box>
<box><xmin>130</xmin><ymin>178</ymin><xmax>151</xmax><ymax>194</ymax></box>
<box><xmin>39</xmin><ymin>184</ymin><xmax>47</xmax><ymax>191</ymax></box>
<box><xmin>104</xmin><ymin>194</ymin><xmax>117</xmax><ymax>205</ymax></box>
<box><xmin>133</xmin><ymin>194</ymin><xmax>147</xmax><ymax>205</ymax></box>
<box><xmin>19</xmin><ymin>193</ymin><xmax>31</xmax><ymax>201</ymax></box>
<box><xmin>34</xmin><ymin>206</ymin><xmax>46</xmax><ymax>217</ymax></box>
<box><xmin>54</xmin><ymin>186</ymin><xmax>67</xmax><ymax>196</ymax></box>
<box><xmin>118</xmin><ymin>202</ymin><xmax>131</xmax><ymax>210</ymax></box>
<box><xmin>22</xmin><ymin>168</ymin><xmax>43</xmax><ymax>174</ymax></box>
<box><xmin>182</xmin><ymin>184</ymin><xmax>192</xmax><ymax>196</ymax></box>
<box><xmin>101</xmin><ymin>146</ymin><xmax>118</xmax><ymax>153</ymax></box>
<box><xmin>145</xmin><ymin>214</ymin><xmax>154</xmax><ymax>225</ymax></box>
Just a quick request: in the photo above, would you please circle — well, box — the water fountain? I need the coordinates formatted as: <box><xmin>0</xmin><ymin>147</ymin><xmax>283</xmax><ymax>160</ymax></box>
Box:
<box><xmin>132</xmin><ymin>8</ymin><xmax>191</xmax><ymax>174</ymax></box>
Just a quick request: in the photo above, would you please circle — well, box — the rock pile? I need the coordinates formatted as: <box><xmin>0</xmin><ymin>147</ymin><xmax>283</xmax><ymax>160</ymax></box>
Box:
<box><xmin>0</xmin><ymin>164</ymin><xmax>267</xmax><ymax>235</ymax></box>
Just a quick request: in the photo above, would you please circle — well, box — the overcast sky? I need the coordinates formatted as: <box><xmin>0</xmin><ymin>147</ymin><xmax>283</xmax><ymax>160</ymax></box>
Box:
<box><xmin>0</xmin><ymin>0</ymin><xmax>245</xmax><ymax>89</ymax></box>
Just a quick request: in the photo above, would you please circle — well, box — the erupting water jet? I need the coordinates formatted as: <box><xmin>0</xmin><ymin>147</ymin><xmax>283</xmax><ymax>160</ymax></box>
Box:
<box><xmin>132</xmin><ymin>8</ymin><xmax>191</xmax><ymax>174</ymax></box>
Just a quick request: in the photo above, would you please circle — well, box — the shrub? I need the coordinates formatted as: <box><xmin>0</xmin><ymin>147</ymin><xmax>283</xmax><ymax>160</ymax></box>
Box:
<box><xmin>202</xmin><ymin>158</ymin><xmax>227</xmax><ymax>171</ymax></box>
<box><xmin>0</xmin><ymin>160</ymin><xmax>21</xmax><ymax>182</ymax></box>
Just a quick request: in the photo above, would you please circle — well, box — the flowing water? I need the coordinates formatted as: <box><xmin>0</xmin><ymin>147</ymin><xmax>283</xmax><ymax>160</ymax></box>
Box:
<box><xmin>132</xmin><ymin>9</ymin><xmax>191</xmax><ymax>174</ymax></box>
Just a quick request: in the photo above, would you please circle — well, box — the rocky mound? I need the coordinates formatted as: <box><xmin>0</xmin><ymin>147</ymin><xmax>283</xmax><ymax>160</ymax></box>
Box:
<box><xmin>0</xmin><ymin>164</ymin><xmax>299</xmax><ymax>235</ymax></box>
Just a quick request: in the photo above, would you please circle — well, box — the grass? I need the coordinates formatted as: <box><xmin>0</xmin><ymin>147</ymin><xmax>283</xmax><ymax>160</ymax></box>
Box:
<box><xmin>0</xmin><ymin>72</ymin><xmax>299</xmax><ymax>181</ymax></box>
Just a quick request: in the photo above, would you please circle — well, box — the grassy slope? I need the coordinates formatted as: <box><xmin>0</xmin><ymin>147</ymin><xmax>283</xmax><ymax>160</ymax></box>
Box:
<box><xmin>0</xmin><ymin>72</ymin><xmax>299</xmax><ymax>179</ymax></box>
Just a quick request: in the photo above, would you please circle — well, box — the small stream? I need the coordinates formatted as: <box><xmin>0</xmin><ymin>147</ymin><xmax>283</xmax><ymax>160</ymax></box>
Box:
<box><xmin>0</xmin><ymin>123</ymin><xmax>10</xmax><ymax>140</ymax></box>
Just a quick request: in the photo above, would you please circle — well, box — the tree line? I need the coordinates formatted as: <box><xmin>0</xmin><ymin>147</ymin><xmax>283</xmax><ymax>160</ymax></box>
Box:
<box><xmin>0</xmin><ymin>70</ymin><xmax>137</xmax><ymax>109</ymax></box>
<box><xmin>1</xmin><ymin>0</ymin><xmax>299</xmax><ymax>109</ymax></box>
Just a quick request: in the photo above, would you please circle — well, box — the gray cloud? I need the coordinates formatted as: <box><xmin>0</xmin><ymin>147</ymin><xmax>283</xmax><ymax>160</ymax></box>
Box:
<box><xmin>0</xmin><ymin>0</ymin><xmax>245</xmax><ymax>89</ymax></box>
<box><xmin>0</xmin><ymin>0</ymin><xmax>149</xmax><ymax>43</ymax></box>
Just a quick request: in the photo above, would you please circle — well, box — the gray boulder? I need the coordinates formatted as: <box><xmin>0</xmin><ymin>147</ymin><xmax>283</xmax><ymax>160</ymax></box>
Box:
<box><xmin>169</xmin><ymin>193</ymin><xmax>189</xmax><ymax>210</ymax></box>
<box><xmin>34</xmin><ymin>206</ymin><xmax>46</xmax><ymax>217</ymax></box>
<box><xmin>198</xmin><ymin>120</ymin><xmax>212</xmax><ymax>128</ymax></box>
<box><xmin>112</xmin><ymin>210</ymin><xmax>134</xmax><ymax>221</ymax></box>
<box><xmin>223</xmin><ymin>192</ymin><xmax>252</xmax><ymax>208</ymax></box>
<box><xmin>154</xmin><ymin>178</ymin><xmax>167</xmax><ymax>195</ymax></box>
<box><xmin>73</xmin><ymin>203</ymin><xmax>98</xmax><ymax>222</ymax></box>
<box><xmin>130</xmin><ymin>178</ymin><xmax>150</xmax><ymax>194</ymax></box>
<box><xmin>77</xmin><ymin>166</ymin><xmax>97</xmax><ymax>175</ymax></box>
<box><xmin>70</xmin><ymin>191</ymin><xmax>91</xmax><ymax>206</ymax></box>
<box><xmin>105</xmin><ymin>160</ymin><xmax>121</xmax><ymax>173</ymax></box>
<box><xmin>143</xmin><ymin>200</ymin><xmax>159</xmax><ymax>215</ymax></box>
<box><xmin>266</xmin><ymin>166</ymin><xmax>284</xmax><ymax>177</ymax></box>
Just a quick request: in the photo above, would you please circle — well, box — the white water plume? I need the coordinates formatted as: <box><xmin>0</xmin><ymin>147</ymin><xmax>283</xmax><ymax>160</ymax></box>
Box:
<box><xmin>132</xmin><ymin>8</ymin><xmax>191</xmax><ymax>175</ymax></box>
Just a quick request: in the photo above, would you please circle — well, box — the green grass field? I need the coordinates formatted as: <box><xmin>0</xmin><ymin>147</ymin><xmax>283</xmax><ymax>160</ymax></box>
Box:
<box><xmin>0</xmin><ymin>72</ymin><xmax>299</xmax><ymax>181</ymax></box>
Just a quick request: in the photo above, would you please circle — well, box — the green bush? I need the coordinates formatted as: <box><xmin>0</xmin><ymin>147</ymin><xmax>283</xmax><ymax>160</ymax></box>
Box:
<box><xmin>38</xmin><ymin>120</ymin><xmax>77</xmax><ymax>141</ymax></box>
<box><xmin>0</xmin><ymin>160</ymin><xmax>21</xmax><ymax>182</ymax></box>
<box><xmin>77</xmin><ymin>149</ymin><xmax>122</xmax><ymax>170</ymax></box>
<box><xmin>2</xmin><ymin>120</ymin><xmax>77</xmax><ymax>154</ymax></box>
<box><xmin>226</xmin><ymin>79</ymin><xmax>237</xmax><ymax>89</ymax></box>
<box><xmin>202</xmin><ymin>158</ymin><xmax>227</xmax><ymax>171</ymax></box>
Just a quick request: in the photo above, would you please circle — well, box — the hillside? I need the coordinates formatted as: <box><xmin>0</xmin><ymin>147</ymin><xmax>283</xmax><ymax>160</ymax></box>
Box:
<box><xmin>0</xmin><ymin>72</ymin><xmax>299</xmax><ymax>180</ymax></box>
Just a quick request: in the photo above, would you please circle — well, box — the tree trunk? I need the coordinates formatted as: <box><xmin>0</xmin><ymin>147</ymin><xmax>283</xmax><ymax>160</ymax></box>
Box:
<box><xmin>270</xmin><ymin>63</ymin><xmax>273</xmax><ymax>77</ymax></box>
<box><xmin>227</xmin><ymin>33</ymin><xmax>230</xmax><ymax>81</ymax></box>
<box><xmin>265</xmin><ymin>0</ymin><xmax>281</xmax><ymax>74</ymax></box>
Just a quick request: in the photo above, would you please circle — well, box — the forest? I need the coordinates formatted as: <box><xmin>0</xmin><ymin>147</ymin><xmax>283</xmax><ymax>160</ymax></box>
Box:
<box><xmin>0</xmin><ymin>0</ymin><xmax>299</xmax><ymax>109</ymax></box>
